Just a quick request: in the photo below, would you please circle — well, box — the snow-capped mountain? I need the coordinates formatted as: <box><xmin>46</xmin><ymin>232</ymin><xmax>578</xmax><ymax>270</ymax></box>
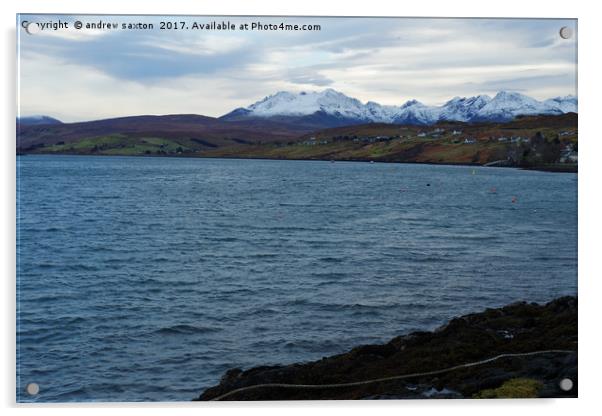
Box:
<box><xmin>221</xmin><ymin>89</ymin><xmax>577</xmax><ymax>126</ymax></box>
<box><xmin>544</xmin><ymin>95</ymin><xmax>578</xmax><ymax>113</ymax></box>
<box><xmin>392</xmin><ymin>100</ymin><xmax>440</xmax><ymax>125</ymax></box>
<box><xmin>246</xmin><ymin>90</ymin><xmax>370</xmax><ymax>119</ymax></box>
<box><xmin>473</xmin><ymin>91</ymin><xmax>560</xmax><ymax>121</ymax></box>
<box><xmin>365</xmin><ymin>101</ymin><xmax>399</xmax><ymax>123</ymax></box>
<box><xmin>438</xmin><ymin>95</ymin><xmax>492</xmax><ymax>122</ymax></box>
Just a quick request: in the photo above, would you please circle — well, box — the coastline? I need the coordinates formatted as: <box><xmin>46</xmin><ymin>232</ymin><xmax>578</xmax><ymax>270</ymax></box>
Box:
<box><xmin>17</xmin><ymin>152</ymin><xmax>578</xmax><ymax>173</ymax></box>
<box><xmin>196</xmin><ymin>296</ymin><xmax>577</xmax><ymax>400</ymax></box>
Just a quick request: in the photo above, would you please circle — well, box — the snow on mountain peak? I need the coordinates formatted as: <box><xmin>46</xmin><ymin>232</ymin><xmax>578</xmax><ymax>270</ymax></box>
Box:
<box><xmin>474</xmin><ymin>90</ymin><xmax>564</xmax><ymax>120</ymax></box>
<box><xmin>544</xmin><ymin>95</ymin><xmax>578</xmax><ymax>113</ymax></box>
<box><xmin>439</xmin><ymin>95</ymin><xmax>492</xmax><ymax>122</ymax></box>
<box><xmin>247</xmin><ymin>89</ymin><xmax>369</xmax><ymax>119</ymax></box>
<box><xmin>236</xmin><ymin>89</ymin><xmax>577</xmax><ymax>124</ymax></box>
<box><xmin>400</xmin><ymin>99</ymin><xmax>422</xmax><ymax>108</ymax></box>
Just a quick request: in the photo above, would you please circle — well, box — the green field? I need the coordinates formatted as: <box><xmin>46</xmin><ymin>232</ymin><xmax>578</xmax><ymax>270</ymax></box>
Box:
<box><xmin>44</xmin><ymin>134</ymin><xmax>189</xmax><ymax>156</ymax></box>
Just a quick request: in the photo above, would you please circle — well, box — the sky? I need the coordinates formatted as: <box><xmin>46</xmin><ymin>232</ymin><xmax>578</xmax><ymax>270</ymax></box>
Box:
<box><xmin>17</xmin><ymin>15</ymin><xmax>577</xmax><ymax>122</ymax></box>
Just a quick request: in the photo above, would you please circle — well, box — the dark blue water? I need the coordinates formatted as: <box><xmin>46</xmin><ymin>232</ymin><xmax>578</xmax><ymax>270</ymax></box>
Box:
<box><xmin>16</xmin><ymin>155</ymin><xmax>577</xmax><ymax>402</ymax></box>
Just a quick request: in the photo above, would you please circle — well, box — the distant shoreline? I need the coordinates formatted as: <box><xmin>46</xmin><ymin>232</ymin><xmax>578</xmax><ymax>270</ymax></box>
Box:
<box><xmin>17</xmin><ymin>113</ymin><xmax>578</xmax><ymax>173</ymax></box>
<box><xmin>16</xmin><ymin>152</ymin><xmax>578</xmax><ymax>173</ymax></box>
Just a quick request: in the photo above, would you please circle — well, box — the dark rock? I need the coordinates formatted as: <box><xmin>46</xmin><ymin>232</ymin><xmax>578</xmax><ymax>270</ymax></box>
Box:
<box><xmin>195</xmin><ymin>296</ymin><xmax>577</xmax><ymax>401</ymax></box>
<box><xmin>220</xmin><ymin>368</ymin><xmax>243</xmax><ymax>384</ymax></box>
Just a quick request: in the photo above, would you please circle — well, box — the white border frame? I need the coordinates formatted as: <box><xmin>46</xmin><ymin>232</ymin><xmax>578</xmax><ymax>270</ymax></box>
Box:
<box><xmin>3</xmin><ymin>1</ymin><xmax>600</xmax><ymax>415</ymax></box>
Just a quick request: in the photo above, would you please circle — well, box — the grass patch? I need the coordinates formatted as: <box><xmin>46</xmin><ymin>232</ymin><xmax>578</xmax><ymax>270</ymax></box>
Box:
<box><xmin>473</xmin><ymin>378</ymin><xmax>543</xmax><ymax>399</ymax></box>
<box><xmin>44</xmin><ymin>134</ymin><xmax>189</xmax><ymax>155</ymax></box>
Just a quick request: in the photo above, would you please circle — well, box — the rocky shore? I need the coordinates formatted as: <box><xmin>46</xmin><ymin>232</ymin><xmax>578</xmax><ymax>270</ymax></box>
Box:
<box><xmin>196</xmin><ymin>296</ymin><xmax>577</xmax><ymax>400</ymax></box>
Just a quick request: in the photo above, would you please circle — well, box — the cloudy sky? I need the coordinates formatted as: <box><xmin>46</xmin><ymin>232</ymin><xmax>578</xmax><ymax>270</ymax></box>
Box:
<box><xmin>17</xmin><ymin>15</ymin><xmax>577</xmax><ymax>122</ymax></box>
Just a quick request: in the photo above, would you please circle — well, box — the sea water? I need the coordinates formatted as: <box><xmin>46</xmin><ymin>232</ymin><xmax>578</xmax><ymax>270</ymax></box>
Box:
<box><xmin>16</xmin><ymin>155</ymin><xmax>577</xmax><ymax>401</ymax></box>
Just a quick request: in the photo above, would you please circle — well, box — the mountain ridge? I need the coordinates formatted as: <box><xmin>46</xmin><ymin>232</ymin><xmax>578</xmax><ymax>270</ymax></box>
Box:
<box><xmin>18</xmin><ymin>90</ymin><xmax>577</xmax><ymax>130</ymax></box>
<box><xmin>221</xmin><ymin>89</ymin><xmax>577</xmax><ymax>126</ymax></box>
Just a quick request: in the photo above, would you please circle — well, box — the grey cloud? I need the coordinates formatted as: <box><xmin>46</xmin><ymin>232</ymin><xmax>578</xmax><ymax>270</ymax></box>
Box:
<box><xmin>18</xmin><ymin>15</ymin><xmax>578</xmax><ymax>119</ymax></box>
<box><xmin>21</xmin><ymin>27</ymin><xmax>260</xmax><ymax>81</ymax></box>
<box><xmin>287</xmin><ymin>69</ymin><xmax>333</xmax><ymax>87</ymax></box>
<box><xmin>463</xmin><ymin>72</ymin><xmax>574</xmax><ymax>94</ymax></box>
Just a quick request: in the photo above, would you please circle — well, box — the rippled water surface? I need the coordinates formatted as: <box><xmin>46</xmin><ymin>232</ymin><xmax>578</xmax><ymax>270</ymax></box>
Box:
<box><xmin>16</xmin><ymin>155</ymin><xmax>577</xmax><ymax>402</ymax></box>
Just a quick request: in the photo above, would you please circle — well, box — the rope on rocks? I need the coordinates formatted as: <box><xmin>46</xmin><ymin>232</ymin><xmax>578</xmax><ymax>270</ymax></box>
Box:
<box><xmin>210</xmin><ymin>349</ymin><xmax>576</xmax><ymax>401</ymax></box>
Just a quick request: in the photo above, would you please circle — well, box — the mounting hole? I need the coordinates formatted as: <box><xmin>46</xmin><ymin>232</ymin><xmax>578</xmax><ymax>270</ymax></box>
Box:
<box><xmin>25</xmin><ymin>22</ymin><xmax>40</xmax><ymax>35</ymax></box>
<box><xmin>26</xmin><ymin>383</ymin><xmax>40</xmax><ymax>396</ymax></box>
<box><xmin>559</xmin><ymin>26</ymin><xmax>573</xmax><ymax>40</ymax></box>
<box><xmin>559</xmin><ymin>378</ymin><xmax>573</xmax><ymax>392</ymax></box>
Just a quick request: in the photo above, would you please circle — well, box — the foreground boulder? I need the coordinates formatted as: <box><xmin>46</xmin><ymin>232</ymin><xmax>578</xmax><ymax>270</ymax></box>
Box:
<box><xmin>196</xmin><ymin>296</ymin><xmax>577</xmax><ymax>400</ymax></box>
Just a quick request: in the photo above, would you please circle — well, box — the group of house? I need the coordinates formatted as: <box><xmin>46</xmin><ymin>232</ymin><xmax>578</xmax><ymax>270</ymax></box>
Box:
<box><xmin>560</xmin><ymin>144</ymin><xmax>578</xmax><ymax>163</ymax></box>
<box><xmin>353</xmin><ymin>136</ymin><xmax>396</xmax><ymax>143</ymax></box>
<box><xmin>302</xmin><ymin>135</ymin><xmax>399</xmax><ymax>146</ymax></box>
<box><xmin>300</xmin><ymin>131</ymin><xmax>545</xmax><ymax>148</ymax></box>
<box><xmin>495</xmin><ymin>136</ymin><xmax>529</xmax><ymax>143</ymax></box>
<box><xmin>417</xmin><ymin>128</ymin><xmax>447</xmax><ymax>139</ymax></box>
<box><xmin>301</xmin><ymin>137</ymin><xmax>329</xmax><ymax>145</ymax></box>
<box><xmin>452</xmin><ymin>135</ymin><xmax>528</xmax><ymax>145</ymax></box>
